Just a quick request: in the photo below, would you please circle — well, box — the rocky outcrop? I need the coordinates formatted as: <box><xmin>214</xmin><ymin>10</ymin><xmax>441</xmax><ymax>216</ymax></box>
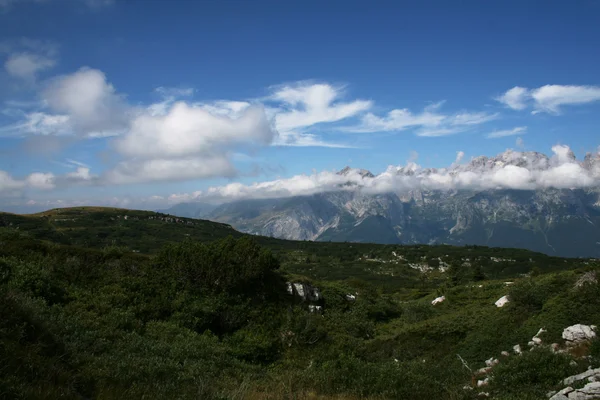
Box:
<box><xmin>575</xmin><ymin>272</ymin><xmax>598</xmax><ymax>289</ymax></box>
<box><xmin>549</xmin><ymin>370</ymin><xmax>600</xmax><ymax>399</ymax></box>
<box><xmin>286</xmin><ymin>282</ymin><xmax>323</xmax><ymax>313</ymax></box>
<box><xmin>287</xmin><ymin>282</ymin><xmax>321</xmax><ymax>302</ymax></box>
<box><xmin>562</xmin><ymin>324</ymin><xmax>597</xmax><ymax>346</ymax></box>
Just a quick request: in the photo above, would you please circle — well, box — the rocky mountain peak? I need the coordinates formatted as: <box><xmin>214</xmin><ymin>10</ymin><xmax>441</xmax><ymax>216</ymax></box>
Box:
<box><xmin>337</xmin><ymin>166</ymin><xmax>375</xmax><ymax>178</ymax></box>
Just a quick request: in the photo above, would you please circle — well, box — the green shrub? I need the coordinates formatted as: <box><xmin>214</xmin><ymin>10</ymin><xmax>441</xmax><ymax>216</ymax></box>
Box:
<box><xmin>490</xmin><ymin>348</ymin><xmax>576</xmax><ymax>398</ymax></box>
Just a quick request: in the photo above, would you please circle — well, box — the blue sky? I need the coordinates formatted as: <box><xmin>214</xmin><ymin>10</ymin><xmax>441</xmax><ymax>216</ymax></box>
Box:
<box><xmin>1</xmin><ymin>0</ymin><xmax>600</xmax><ymax>211</ymax></box>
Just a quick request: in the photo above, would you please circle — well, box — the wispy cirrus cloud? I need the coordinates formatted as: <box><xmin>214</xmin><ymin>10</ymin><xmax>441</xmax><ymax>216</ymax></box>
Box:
<box><xmin>496</xmin><ymin>85</ymin><xmax>600</xmax><ymax>114</ymax></box>
<box><xmin>487</xmin><ymin>126</ymin><xmax>527</xmax><ymax>139</ymax></box>
<box><xmin>343</xmin><ymin>101</ymin><xmax>498</xmax><ymax>137</ymax></box>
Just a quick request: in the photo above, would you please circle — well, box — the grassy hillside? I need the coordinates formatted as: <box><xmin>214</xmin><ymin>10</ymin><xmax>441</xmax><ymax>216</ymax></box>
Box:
<box><xmin>1</xmin><ymin>207</ymin><xmax>600</xmax><ymax>399</ymax></box>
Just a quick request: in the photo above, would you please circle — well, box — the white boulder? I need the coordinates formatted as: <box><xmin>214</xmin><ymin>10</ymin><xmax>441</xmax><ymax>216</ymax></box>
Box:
<box><xmin>432</xmin><ymin>296</ymin><xmax>446</xmax><ymax>305</ymax></box>
<box><xmin>513</xmin><ymin>344</ymin><xmax>522</xmax><ymax>354</ymax></box>
<box><xmin>485</xmin><ymin>357</ymin><xmax>499</xmax><ymax>367</ymax></box>
<box><xmin>495</xmin><ymin>295</ymin><xmax>510</xmax><ymax>308</ymax></box>
<box><xmin>562</xmin><ymin>324</ymin><xmax>597</xmax><ymax>345</ymax></box>
<box><xmin>477</xmin><ymin>378</ymin><xmax>489</xmax><ymax>387</ymax></box>
<box><xmin>535</xmin><ymin>328</ymin><xmax>547</xmax><ymax>338</ymax></box>
<box><xmin>308</xmin><ymin>305</ymin><xmax>323</xmax><ymax>313</ymax></box>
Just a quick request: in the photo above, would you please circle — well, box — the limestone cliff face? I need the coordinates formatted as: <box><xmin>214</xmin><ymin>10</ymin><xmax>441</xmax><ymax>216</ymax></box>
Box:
<box><xmin>167</xmin><ymin>152</ymin><xmax>600</xmax><ymax>257</ymax></box>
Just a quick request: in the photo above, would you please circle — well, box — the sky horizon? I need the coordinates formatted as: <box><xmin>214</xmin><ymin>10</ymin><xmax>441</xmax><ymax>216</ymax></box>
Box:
<box><xmin>1</xmin><ymin>0</ymin><xmax>600</xmax><ymax>213</ymax></box>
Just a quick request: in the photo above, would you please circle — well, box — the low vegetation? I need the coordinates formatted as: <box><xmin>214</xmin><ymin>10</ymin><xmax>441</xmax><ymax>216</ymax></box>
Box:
<box><xmin>1</xmin><ymin>207</ymin><xmax>599</xmax><ymax>399</ymax></box>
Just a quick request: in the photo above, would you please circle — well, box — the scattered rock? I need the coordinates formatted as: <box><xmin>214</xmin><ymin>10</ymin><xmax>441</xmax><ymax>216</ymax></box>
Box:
<box><xmin>563</xmin><ymin>324</ymin><xmax>597</xmax><ymax>345</ymax></box>
<box><xmin>308</xmin><ymin>305</ymin><xmax>323</xmax><ymax>313</ymax></box>
<box><xmin>575</xmin><ymin>272</ymin><xmax>597</xmax><ymax>288</ymax></box>
<box><xmin>477</xmin><ymin>367</ymin><xmax>492</xmax><ymax>375</ymax></box>
<box><xmin>477</xmin><ymin>378</ymin><xmax>489</xmax><ymax>387</ymax></box>
<box><xmin>495</xmin><ymin>295</ymin><xmax>510</xmax><ymax>308</ymax></box>
<box><xmin>485</xmin><ymin>357</ymin><xmax>499</xmax><ymax>367</ymax></box>
<box><xmin>513</xmin><ymin>344</ymin><xmax>522</xmax><ymax>354</ymax></box>
<box><xmin>533</xmin><ymin>337</ymin><xmax>543</xmax><ymax>345</ymax></box>
<box><xmin>501</xmin><ymin>351</ymin><xmax>510</xmax><ymax>357</ymax></box>
<box><xmin>345</xmin><ymin>294</ymin><xmax>356</xmax><ymax>301</ymax></box>
<box><xmin>432</xmin><ymin>296</ymin><xmax>446</xmax><ymax>305</ymax></box>
<box><xmin>552</xmin><ymin>343</ymin><xmax>560</xmax><ymax>353</ymax></box>
<box><xmin>535</xmin><ymin>328</ymin><xmax>547</xmax><ymax>338</ymax></box>
<box><xmin>478</xmin><ymin>393</ymin><xmax>489</xmax><ymax>398</ymax></box>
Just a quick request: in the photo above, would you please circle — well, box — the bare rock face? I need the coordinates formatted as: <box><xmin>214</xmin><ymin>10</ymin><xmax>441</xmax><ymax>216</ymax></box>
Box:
<box><xmin>575</xmin><ymin>272</ymin><xmax>598</xmax><ymax>289</ymax></box>
<box><xmin>549</xmin><ymin>381</ymin><xmax>600</xmax><ymax>400</ymax></box>
<box><xmin>286</xmin><ymin>282</ymin><xmax>323</xmax><ymax>313</ymax></box>
<box><xmin>562</xmin><ymin>324</ymin><xmax>597</xmax><ymax>345</ymax></box>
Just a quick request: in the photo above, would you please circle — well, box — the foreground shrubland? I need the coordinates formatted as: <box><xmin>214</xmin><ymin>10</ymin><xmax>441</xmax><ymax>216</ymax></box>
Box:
<box><xmin>1</xmin><ymin>225</ymin><xmax>600</xmax><ymax>399</ymax></box>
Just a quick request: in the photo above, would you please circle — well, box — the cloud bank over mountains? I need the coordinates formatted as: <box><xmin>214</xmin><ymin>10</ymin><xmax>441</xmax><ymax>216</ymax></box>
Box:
<box><xmin>6</xmin><ymin>144</ymin><xmax>599</xmax><ymax>212</ymax></box>
<box><xmin>157</xmin><ymin>144</ymin><xmax>600</xmax><ymax>205</ymax></box>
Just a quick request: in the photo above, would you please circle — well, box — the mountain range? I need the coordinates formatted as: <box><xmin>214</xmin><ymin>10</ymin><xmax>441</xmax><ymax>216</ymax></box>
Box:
<box><xmin>162</xmin><ymin>149</ymin><xmax>600</xmax><ymax>258</ymax></box>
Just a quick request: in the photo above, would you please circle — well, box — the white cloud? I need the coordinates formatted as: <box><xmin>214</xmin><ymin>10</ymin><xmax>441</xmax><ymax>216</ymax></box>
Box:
<box><xmin>168</xmin><ymin>144</ymin><xmax>600</xmax><ymax>203</ymax></box>
<box><xmin>416</xmin><ymin>127</ymin><xmax>463</xmax><ymax>137</ymax></box>
<box><xmin>116</xmin><ymin>102</ymin><xmax>274</xmax><ymax>159</ymax></box>
<box><xmin>273</xmin><ymin>130</ymin><xmax>356</xmax><ymax>148</ymax></box>
<box><xmin>354</xmin><ymin>108</ymin><xmax>445</xmax><ymax>133</ymax></box>
<box><xmin>154</xmin><ymin>86</ymin><xmax>194</xmax><ymax>98</ymax></box>
<box><xmin>107</xmin><ymin>101</ymin><xmax>275</xmax><ymax>184</ymax></box>
<box><xmin>196</xmin><ymin>100</ymin><xmax>251</xmax><ymax>118</ymax></box>
<box><xmin>0</xmin><ymin>112</ymin><xmax>70</xmax><ymax>136</ymax></box>
<box><xmin>487</xmin><ymin>126</ymin><xmax>527</xmax><ymax>139</ymax></box>
<box><xmin>495</xmin><ymin>86</ymin><xmax>529</xmax><ymax>110</ymax></box>
<box><xmin>0</xmin><ymin>170</ymin><xmax>24</xmax><ymax>192</ymax></box>
<box><xmin>531</xmin><ymin>85</ymin><xmax>600</xmax><ymax>114</ymax></box>
<box><xmin>105</xmin><ymin>157</ymin><xmax>236</xmax><ymax>185</ymax></box>
<box><xmin>349</xmin><ymin>105</ymin><xmax>497</xmax><ymax>137</ymax></box>
<box><xmin>42</xmin><ymin>67</ymin><xmax>129</xmax><ymax>137</ymax></box>
<box><xmin>455</xmin><ymin>151</ymin><xmax>465</xmax><ymax>164</ymax></box>
<box><xmin>271</xmin><ymin>83</ymin><xmax>372</xmax><ymax>132</ymax></box>
<box><xmin>496</xmin><ymin>85</ymin><xmax>600</xmax><ymax>114</ymax></box>
<box><xmin>4</xmin><ymin>52</ymin><xmax>56</xmax><ymax>82</ymax></box>
<box><xmin>0</xmin><ymin>169</ymin><xmax>58</xmax><ymax>194</ymax></box>
<box><xmin>1</xmin><ymin>38</ymin><xmax>58</xmax><ymax>83</ymax></box>
<box><xmin>26</xmin><ymin>172</ymin><xmax>55</xmax><ymax>190</ymax></box>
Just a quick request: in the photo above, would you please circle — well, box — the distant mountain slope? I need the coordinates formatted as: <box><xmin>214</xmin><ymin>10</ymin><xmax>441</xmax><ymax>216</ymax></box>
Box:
<box><xmin>163</xmin><ymin>150</ymin><xmax>600</xmax><ymax>257</ymax></box>
<box><xmin>0</xmin><ymin>207</ymin><xmax>241</xmax><ymax>253</ymax></box>
<box><xmin>156</xmin><ymin>202</ymin><xmax>217</xmax><ymax>219</ymax></box>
